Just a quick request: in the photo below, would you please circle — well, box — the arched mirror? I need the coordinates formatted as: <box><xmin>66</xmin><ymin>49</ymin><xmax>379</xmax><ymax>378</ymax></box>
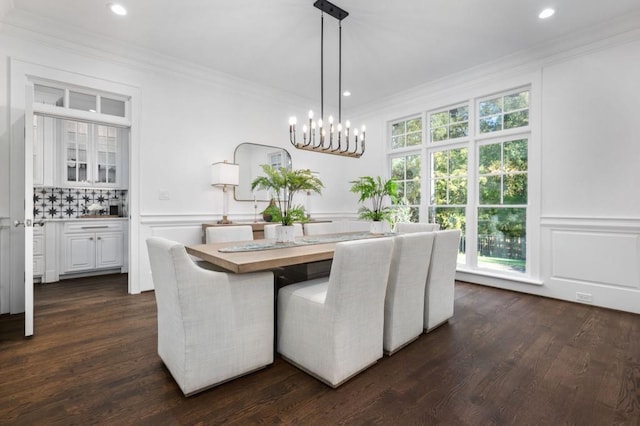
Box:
<box><xmin>233</xmin><ymin>143</ymin><xmax>292</xmax><ymax>201</ymax></box>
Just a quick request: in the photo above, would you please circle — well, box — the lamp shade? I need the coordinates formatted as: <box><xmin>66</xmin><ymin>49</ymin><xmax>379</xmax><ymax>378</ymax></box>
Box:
<box><xmin>211</xmin><ymin>162</ymin><xmax>239</xmax><ymax>186</ymax></box>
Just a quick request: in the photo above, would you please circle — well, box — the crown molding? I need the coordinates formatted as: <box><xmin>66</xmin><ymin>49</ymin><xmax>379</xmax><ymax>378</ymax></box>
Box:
<box><xmin>355</xmin><ymin>11</ymin><xmax>640</xmax><ymax>118</ymax></box>
<box><xmin>1</xmin><ymin>8</ymin><xmax>314</xmax><ymax>110</ymax></box>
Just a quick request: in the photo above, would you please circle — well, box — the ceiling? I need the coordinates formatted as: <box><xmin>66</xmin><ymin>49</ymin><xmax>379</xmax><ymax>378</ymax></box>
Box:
<box><xmin>4</xmin><ymin>0</ymin><xmax>640</xmax><ymax>109</ymax></box>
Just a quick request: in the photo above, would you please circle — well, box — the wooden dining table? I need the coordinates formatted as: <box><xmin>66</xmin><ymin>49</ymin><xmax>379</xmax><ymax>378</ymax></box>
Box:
<box><xmin>186</xmin><ymin>232</ymin><xmax>392</xmax><ymax>274</ymax></box>
<box><xmin>186</xmin><ymin>239</ymin><xmax>339</xmax><ymax>274</ymax></box>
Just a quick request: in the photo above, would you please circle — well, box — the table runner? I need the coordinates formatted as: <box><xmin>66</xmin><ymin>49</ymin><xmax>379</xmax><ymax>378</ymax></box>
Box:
<box><xmin>218</xmin><ymin>232</ymin><xmax>393</xmax><ymax>253</ymax></box>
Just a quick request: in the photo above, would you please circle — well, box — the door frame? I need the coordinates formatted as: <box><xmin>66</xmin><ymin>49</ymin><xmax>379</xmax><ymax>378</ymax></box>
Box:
<box><xmin>8</xmin><ymin>58</ymin><xmax>141</xmax><ymax>334</ymax></box>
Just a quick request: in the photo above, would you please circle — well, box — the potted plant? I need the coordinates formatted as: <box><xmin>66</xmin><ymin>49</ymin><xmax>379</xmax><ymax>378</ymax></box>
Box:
<box><xmin>349</xmin><ymin>176</ymin><xmax>398</xmax><ymax>234</ymax></box>
<box><xmin>251</xmin><ymin>164</ymin><xmax>323</xmax><ymax>242</ymax></box>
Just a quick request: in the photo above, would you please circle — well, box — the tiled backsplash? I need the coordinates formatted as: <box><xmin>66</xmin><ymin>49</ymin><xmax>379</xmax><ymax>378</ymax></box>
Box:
<box><xmin>33</xmin><ymin>187</ymin><xmax>128</xmax><ymax>219</ymax></box>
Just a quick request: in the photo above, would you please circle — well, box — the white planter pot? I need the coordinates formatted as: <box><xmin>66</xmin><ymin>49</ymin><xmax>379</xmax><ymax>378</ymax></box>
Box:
<box><xmin>370</xmin><ymin>221</ymin><xmax>386</xmax><ymax>234</ymax></box>
<box><xmin>276</xmin><ymin>225</ymin><xmax>297</xmax><ymax>243</ymax></box>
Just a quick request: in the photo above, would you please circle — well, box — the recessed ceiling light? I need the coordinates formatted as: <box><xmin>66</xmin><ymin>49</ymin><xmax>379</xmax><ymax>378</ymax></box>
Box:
<box><xmin>538</xmin><ymin>8</ymin><xmax>555</xmax><ymax>19</ymax></box>
<box><xmin>343</xmin><ymin>91</ymin><xmax>351</xmax><ymax>97</ymax></box>
<box><xmin>108</xmin><ymin>3</ymin><xmax>127</xmax><ymax>16</ymax></box>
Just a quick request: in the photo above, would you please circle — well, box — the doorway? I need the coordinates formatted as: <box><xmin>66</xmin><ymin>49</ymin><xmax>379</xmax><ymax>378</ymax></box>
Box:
<box><xmin>7</xmin><ymin>58</ymin><xmax>140</xmax><ymax>336</ymax></box>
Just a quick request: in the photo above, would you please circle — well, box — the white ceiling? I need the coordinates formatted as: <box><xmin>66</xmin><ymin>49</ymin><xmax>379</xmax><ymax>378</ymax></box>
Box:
<box><xmin>4</xmin><ymin>0</ymin><xmax>640</xmax><ymax>108</ymax></box>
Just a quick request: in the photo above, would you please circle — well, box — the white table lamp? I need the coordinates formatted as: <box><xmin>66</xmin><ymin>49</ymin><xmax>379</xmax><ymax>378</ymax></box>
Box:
<box><xmin>211</xmin><ymin>161</ymin><xmax>239</xmax><ymax>224</ymax></box>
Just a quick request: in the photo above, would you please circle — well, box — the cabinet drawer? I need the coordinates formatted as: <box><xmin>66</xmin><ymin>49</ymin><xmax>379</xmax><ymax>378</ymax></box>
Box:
<box><xmin>64</xmin><ymin>221</ymin><xmax>124</xmax><ymax>233</ymax></box>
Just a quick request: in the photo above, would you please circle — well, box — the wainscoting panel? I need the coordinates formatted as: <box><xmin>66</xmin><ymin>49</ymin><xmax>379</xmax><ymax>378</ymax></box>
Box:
<box><xmin>551</xmin><ymin>230</ymin><xmax>639</xmax><ymax>289</ymax></box>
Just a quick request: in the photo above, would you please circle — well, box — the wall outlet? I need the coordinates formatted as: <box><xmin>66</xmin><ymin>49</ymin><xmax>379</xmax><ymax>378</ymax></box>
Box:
<box><xmin>158</xmin><ymin>190</ymin><xmax>170</xmax><ymax>200</ymax></box>
<box><xmin>576</xmin><ymin>292</ymin><xmax>593</xmax><ymax>303</ymax></box>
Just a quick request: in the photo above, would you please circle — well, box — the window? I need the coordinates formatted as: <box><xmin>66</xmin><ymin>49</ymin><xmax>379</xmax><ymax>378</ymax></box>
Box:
<box><xmin>479</xmin><ymin>90</ymin><xmax>529</xmax><ymax>134</ymax></box>
<box><xmin>387</xmin><ymin>86</ymin><xmax>531</xmax><ymax>277</ymax></box>
<box><xmin>429</xmin><ymin>105</ymin><xmax>469</xmax><ymax>143</ymax></box>
<box><xmin>390</xmin><ymin>153</ymin><xmax>421</xmax><ymax>221</ymax></box>
<box><xmin>31</xmin><ymin>82</ymin><xmax>129</xmax><ymax>119</ymax></box>
<box><xmin>477</xmin><ymin>138</ymin><xmax>528</xmax><ymax>272</ymax></box>
<box><xmin>391</xmin><ymin>117</ymin><xmax>422</xmax><ymax>149</ymax></box>
<box><xmin>34</xmin><ymin>84</ymin><xmax>64</xmax><ymax>107</ymax></box>
<box><xmin>428</xmin><ymin>147</ymin><xmax>467</xmax><ymax>262</ymax></box>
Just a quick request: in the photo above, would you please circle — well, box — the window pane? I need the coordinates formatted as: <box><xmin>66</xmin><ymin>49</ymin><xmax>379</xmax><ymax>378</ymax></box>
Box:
<box><xmin>430</xmin><ymin>112</ymin><xmax>448</xmax><ymax>128</ymax></box>
<box><xmin>431</xmin><ymin>127</ymin><xmax>448</xmax><ymax>142</ymax></box>
<box><xmin>503</xmin><ymin>174</ymin><xmax>527</xmax><ymax>204</ymax></box>
<box><xmin>504</xmin><ymin>139</ymin><xmax>528</xmax><ymax>172</ymax></box>
<box><xmin>406</xmin><ymin>180</ymin><xmax>421</xmax><ymax>204</ymax></box>
<box><xmin>407</xmin><ymin>118</ymin><xmax>422</xmax><ymax>133</ymax></box>
<box><xmin>432</xmin><ymin>178</ymin><xmax>447</xmax><ymax>204</ymax></box>
<box><xmin>34</xmin><ymin>84</ymin><xmax>64</xmax><ymax>106</ymax></box>
<box><xmin>391</xmin><ymin>117</ymin><xmax>422</xmax><ymax>150</ymax></box>
<box><xmin>392</xmin><ymin>135</ymin><xmax>405</xmax><ymax>149</ymax></box>
<box><xmin>477</xmin><ymin>207</ymin><xmax>526</xmax><ymax>273</ymax></box>
<box><xmin>391</xmin><ymin>157</ymin><xmax>405</xmax><ymax>179</ymax></box>
<box><xmin>433</xmin><ymin>151</ymin><xmax>448</xmax><ymax>177</ymax></box>
<box><xmin>101</xmin><ymin>97</ymin><xmax>126</xmax><ymax>117</ymax></box>
<box><xmin>479</xmin><ymin>175</ymin><xmax>501</xmax><ymax>204</ymax></box>
<box><xmin>479</xmin><ymin>144</ymin><xmax>501</xmax><ymax>174</ymax></box>
<box><xmin>479</xmin><ymin>98</ymin><xmax>502</xmax><ymax>117</ymax></box>
<box><xmin>449</xmin><ymin>178</ymin><xmax>467</xmax><ymax>204</ymax></box>
<box><xmin>450</xmin><ymin>106</ymin><xmax>469</xmax><ymax>123</ymax></box>
<box><xmin>69</xmin><ymin>91</ymin><xmax>97</xmax><ymax>112</ymax></box>
<box><xmin>406</xmin><ymin>155</ymin><xmax>421</xmax><ymax>180</ymax></box>
<box><xmin>392</xmin><ymin>122</ymin><xmax>405</xmax><ymax>136</ymax></box>
<box><xmin>504</xmin><ymin>91</ymin><xmax>529</xmax><ymax>111</ymax></box>
<box><xmin>504</xmin><ymin>110</ymin><xmax>529</xmax><ymax>129</ymax></box>
<box><xmin>407</xmin><ymin>132</ymin><xmax>421</xmax><ymax>146</ymax></box>
<box><xmin>480</xmin><ymin>115</ymin><xmax>502</xmax><ymax>133</ymax></box>
<box><xmin>449</xmin><ymin>148</ymin><xmax>468</xmax><ymax>176</ymax></box>
<box><xmin>450</xmin><ymin>123</ymin><xmax>468</xmax><ymax>139</ymax></box>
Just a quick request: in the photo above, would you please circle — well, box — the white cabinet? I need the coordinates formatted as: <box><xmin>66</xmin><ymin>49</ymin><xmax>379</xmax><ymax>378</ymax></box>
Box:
<box><xmin>61</xmin><ymin>120</ymin><xmax>128</xmax><ymax>189</ymax></box>
<box><xmin>33</xmin><ymin>116</ymin><xmax>129</xmax><ymax>189</ymax></box>
<box><xmin>62</xmin><ymin>221</ymin><xmax>124</xmax><ymax>273</ymax></box>
<box><xmin>33</xmin><ymin>115</ymin><xmax>58</xmax><ymax>187</ymax></box>
<box><xmin>33</xmin><ymin>226</ymin><xmax>45</xmax><ymax>277</ymax></box>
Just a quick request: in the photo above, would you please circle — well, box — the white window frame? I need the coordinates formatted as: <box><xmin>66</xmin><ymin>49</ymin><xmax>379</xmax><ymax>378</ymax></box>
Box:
<box><xmin>386</xmin><ymin>84</ymin><xmax>538</xmax><ymax>282</ymax></box>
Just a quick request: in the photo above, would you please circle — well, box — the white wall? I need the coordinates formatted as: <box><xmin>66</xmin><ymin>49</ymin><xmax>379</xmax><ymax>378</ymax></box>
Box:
<box><xmin>2</xmin><ymin>14</ymin><xmax>639</xmax><ymax>313</ymax></box>
<box><xmin>0</xmin><ymin>28</ymin><xmax>369</xmax><ymax>307</ymax></box>
<box><xmin>349</xmin><ymin>31</ymin><xmax>640</xmax><ymax>313</ymax></box>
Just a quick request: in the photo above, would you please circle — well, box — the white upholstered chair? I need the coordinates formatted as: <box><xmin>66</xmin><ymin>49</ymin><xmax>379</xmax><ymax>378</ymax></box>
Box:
<box><xmin>146</xmin><ymin>237</ymin><xmax>274</xmax><ymax>396</ymax></box>
<box><xmin>384</xmin><ymin>232</ymin><xmax>435</xmax><ymax>355</ymax></box>
<box><xmin>395</xmin><ymin>222</ymin><xmax>440</xmax><ymax>233</ymax></box>
<box><xmin>303</xmin><ymin>221</ymin><xmax>338</xmax><ymax>236</ymax></box>
<box><xmin>424</xmin><ymin>229</ymin><xmax>461</xmax><ymax>332</ymax></box>
<box><xmin>263</xmin><ymin>223</ymin><xmax>303</xmax><ymax>240</ymax></box>
<box><xmin>205</xmin><ymin>225</ymin><xmax>253</xmax><ymax>243</ymax></box>
<box><xmin>277</xmin><ymin>237</ymin><xmax>395</xmax><ymax>387</ymax></box>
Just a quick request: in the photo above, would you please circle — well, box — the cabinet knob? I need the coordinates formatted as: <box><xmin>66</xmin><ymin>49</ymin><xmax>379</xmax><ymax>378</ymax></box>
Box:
<box><xmin>89</xmin><ymin>237</ymin><xmax>94</xmax><ymax>241</ymax></box>
<box><xmin>97</xmin><ymin>236</ymin><xmax>102</xmax><ymax>240</ymax></box>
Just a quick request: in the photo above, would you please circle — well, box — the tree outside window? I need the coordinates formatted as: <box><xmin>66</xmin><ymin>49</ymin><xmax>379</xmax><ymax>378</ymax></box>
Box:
<box><xmin>391</xmin><ymin>153</ymin><xmax>421</xmax><ymax>222</ymax></box>
<box><xmin>477</xmin><ymin>138</ymin><xmax>528</xmax><ymax>272</ymax></box>
<box><xmin>429</xmin><ymin>147</ymin><xmax>467</xmax><ymax>263</ymax></box>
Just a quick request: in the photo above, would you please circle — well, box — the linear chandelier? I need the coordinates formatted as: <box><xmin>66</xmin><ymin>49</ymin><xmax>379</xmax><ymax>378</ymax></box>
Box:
<box><xmin>289</xmin><ymin>0</ymin><xmax>365</xmax><ymax>158</ymax></box>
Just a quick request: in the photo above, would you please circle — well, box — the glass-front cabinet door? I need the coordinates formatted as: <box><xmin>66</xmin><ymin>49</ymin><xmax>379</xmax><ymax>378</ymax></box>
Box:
<box><xmin>60</xmin><ymin>119</ymin><xmax>123</xmax><ymax>188</ymax></box>
<box><xmin>65</xmin><ymin>120</ymin><xmax>90</xmax><ymax>184</ymax></box>
<box><xmin>95</xmin><ymin>125</ymin><xmax>118</xmax><ymax>185</ymax></box>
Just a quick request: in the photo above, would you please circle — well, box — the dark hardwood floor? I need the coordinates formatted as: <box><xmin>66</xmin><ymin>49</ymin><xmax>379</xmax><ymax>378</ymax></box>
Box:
<box><xmin>1</xmin><ymin>274</ymin><xmax>639</xmax><ymax>425</ymax></box>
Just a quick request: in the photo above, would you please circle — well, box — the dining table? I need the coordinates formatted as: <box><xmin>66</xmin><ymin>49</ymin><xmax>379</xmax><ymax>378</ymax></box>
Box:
<box><xmin>185</xmin><ymin>232</ymin><xmax>391</xmax><ymax>274</ymax></box>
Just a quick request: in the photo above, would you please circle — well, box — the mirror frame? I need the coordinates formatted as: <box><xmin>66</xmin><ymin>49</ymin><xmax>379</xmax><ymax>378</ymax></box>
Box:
<box><xmin>233</xmin><ymin>142</ymin><xmax>292</xmax><ymax>201</ymax></box>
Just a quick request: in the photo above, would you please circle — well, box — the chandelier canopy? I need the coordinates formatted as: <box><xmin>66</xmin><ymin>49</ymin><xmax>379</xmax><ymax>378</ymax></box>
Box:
<box><xmin>289</xmin><ymin>0</ymin><xmax>365</xmax><ymax>158</ymax></box>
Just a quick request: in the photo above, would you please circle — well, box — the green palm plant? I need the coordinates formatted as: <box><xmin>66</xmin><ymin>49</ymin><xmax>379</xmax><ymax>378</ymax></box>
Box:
<box><xmin>349</xmin><ymin>176</ymin><xmax>399</xmax><ymax>222</ymax></box>
<box><xmin>251</xmin><ymin>164</ymin><xmax>323</xmax><ymax>226</ymax></box>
